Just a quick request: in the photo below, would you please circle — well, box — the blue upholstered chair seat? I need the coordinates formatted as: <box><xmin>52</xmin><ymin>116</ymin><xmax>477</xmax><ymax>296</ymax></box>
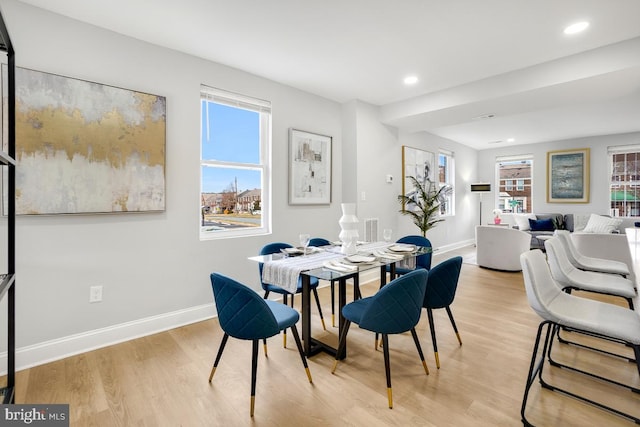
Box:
<box><xmin>209</xmin><ymin>272</ymin><xmax>312</xmax><ymax>416</ymax></box>
<box><xmin>265</xmin><ymin>300</ymin><xmax>299</xmax><ymax>330</ymax></box>
<box><xmin>259</xmin><ymin>242</ymin><xmax>326</xmax><ymax>333</ymax></box>
<box><xmin>422</xmin><ymin>256</ymin><xmax>463</xmax><ymax>369</ymax></box>
<box><xmin>332</xmin><ymin>269</ymin><xmax>430</xmax><ymax>409</ymax></box>
<box><xmin>385</xmin><ymin>235</ymin><xmax>432</xmax><ymax>279</ymax></box>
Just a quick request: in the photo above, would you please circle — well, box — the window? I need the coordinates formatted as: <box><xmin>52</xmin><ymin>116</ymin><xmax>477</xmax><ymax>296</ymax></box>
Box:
<box><xmin>200</xmin><ymin>86</ymin><xmax>271</xmax><ymax>239</ymax></box>
<box><xmin>438</xmin><ymin>150</ymin><xmax>455</xmax><ymax>216</ymax></box>
<box><xmin>609</xmin><ymin>145</ymin><xmax>640</xmax><ymax>217</ymax></box>
<box><xmin>496</xmin><ymin>155</ymin><xmax>533</xmax><ymax>213</ymax></box>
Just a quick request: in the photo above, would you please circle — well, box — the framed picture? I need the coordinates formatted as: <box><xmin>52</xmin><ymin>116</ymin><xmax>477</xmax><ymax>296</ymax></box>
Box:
<box><xmin>288</xmin><ymin>128</ymin><xmax>332</xmax><ymax>205</ymax></box>
<box><xmin>547</xmin><ymin>148</ymin><xmax>590</xmax><ymax>203</ymax></box>
<box><xmin>5</xmin><ymin>66</ymin><xmax>166</xmax><ymax>215</ymax></box>
<box><xmin>402</xmin><ymin>145</ymin><xmax>436</xmax><ymax>210</ymax></box>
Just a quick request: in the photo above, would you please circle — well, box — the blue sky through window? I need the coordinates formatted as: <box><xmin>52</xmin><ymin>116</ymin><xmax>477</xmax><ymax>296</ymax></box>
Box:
<box><xmin>201</xmin><ymin>100</ymin><xmax>262</xmax><ymax>192</ymax></box>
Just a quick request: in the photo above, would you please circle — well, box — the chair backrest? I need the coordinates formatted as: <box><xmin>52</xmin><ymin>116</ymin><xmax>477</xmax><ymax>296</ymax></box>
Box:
<box><xmin>544</xmin><ymin>236</ymin><xmax>579</xmax><ymax>288</ymax></box>
<box><xmin>258</xmin><ymin>242</ymin><xmax>293</xmax><ymax>289</ymax></box>
<box><xmin>519</xmin><ymin>250</ymin><xmax>563</xmax><ymax>322</ymax></box>
<box><xmin>553</xmin><ymin>230</ymin><xmax>584</xmax><ymax>266</ymax></box>
<box><xmin>309</xmin><ymin>237</ymin><xmax>331</xmax><ymax>247</ymax></box>
<box><xmin>210</xmin><ymin>273</ymin><xmax>280</xmax><ymax>340</ymax></box>
<box><xmin>397</xmin><ymin>235</ymin><xmax>432</xmax><ymax>270</ymax></box>
<box><xmin>359</xmin><ymin>269</ymin><xmax>428</xmax><ymax>334</ymax></box>
<box><xmin>423</xmin><ymin>256</ymin><xmax>462</xmax><ymax>309</ymax></box>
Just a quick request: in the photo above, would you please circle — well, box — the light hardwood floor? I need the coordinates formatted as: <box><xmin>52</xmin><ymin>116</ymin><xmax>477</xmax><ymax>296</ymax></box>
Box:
<box><xmin>9</xmin><ymin>247</ymin><xmax>640</xmax><ymax>426</ymax></box>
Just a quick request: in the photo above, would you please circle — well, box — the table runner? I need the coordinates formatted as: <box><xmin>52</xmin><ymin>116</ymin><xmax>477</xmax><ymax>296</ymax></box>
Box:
<box><xmin>261</xmin><ymin>251</ymin><xmax>343</xmax><ymax>293</ymax></box>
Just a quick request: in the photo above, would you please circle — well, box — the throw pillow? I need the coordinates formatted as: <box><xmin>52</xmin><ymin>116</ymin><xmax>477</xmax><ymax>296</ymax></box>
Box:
<box><xmin>513</xmin><ymin>214</ymin><xmax>536</xmax><ymax>231</ymax></box>
<box><xmin>582</xmin><ymin>214</ymin><xmax>622</xmax><ymax>233</ymax></box>
<box><xmin>528</xmin><ymin>218</ymin><xmax>555</xmax><ymax>232</ymax></box>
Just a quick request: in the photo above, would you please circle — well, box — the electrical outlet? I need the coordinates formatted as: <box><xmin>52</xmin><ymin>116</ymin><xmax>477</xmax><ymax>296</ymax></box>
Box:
<box><xmin>89</xmin><ymin>285</ymin><xmax>103</xmax><ymax>303</ymax></box>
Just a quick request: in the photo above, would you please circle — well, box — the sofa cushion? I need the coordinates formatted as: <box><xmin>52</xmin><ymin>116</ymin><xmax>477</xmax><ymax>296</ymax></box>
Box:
<box><xmin>582</xmin><ymin>214</ymin><xmax>622</xmax><ymax>233</ymax></box>
<box><xmin>513</xmin><ymin>214</ymin><xmax>536</xmax><ymax>231</ymax></box>
<box><xmin>529</xmin><ymin>218</ymin><xmax>555</xmax><ymax>231</ymax></box>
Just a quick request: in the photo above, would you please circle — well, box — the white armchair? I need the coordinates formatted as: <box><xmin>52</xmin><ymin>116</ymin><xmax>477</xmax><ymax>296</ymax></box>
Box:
<box><xmin>475</xmin><ymin>225</ymin><xmax>531</xmax><ymax>271</ymax></box>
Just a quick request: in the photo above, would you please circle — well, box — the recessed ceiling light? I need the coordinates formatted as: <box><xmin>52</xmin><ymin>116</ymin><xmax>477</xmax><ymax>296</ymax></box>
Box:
<box><xmin>403</xmin><ymin>75</ymin><xmax>418</xmax><ymax>85</ymax></box>
<box><xmin>564</xmin><ymin>21</ymin><xmax>589</xmax><ymax>35</ymax></box>
<box><xmin>472</xmin><ymin>113</ymin><xmax>496</xmax><ymax>120</ymax></box>
<box><xmin>507</xmin><ymin>138</ymin><xmax>515</xmax><ymax>142</ymax></box>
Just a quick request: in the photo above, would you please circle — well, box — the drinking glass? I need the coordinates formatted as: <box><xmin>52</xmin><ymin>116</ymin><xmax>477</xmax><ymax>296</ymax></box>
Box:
<box><xmin>299</xmin><ymin>233</ymin><xmax>311</xmax><ymax>255</ymax></box>
<box><xmin>383</xmin><ymin>229</ymin><xmax>392</xmax><ymax>243</ymax></box>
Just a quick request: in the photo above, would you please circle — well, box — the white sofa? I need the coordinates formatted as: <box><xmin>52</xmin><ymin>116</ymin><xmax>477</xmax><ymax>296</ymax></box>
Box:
<box><xmin>475</xmin><ymin>225</ymin><xmax>531</xmax><ymax>271</ymax></box>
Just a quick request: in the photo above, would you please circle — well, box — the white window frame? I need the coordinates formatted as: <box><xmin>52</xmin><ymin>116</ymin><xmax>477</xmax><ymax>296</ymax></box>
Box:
<box><xmin>495</xmin><ymin>154</ymin><xmax>534</xmax><ymax>214</ymax></box>
<box><xmin>200</xmin><ymin>85</ymin><xmax>271</xmax><ymax>240</ymax></box>
<box><xmin>608</xmin><ymin>144</ymin><xmax>640</xmax><ymax>217</ymax></box>
<box><xmin>438</xmin><ymin>150</ymin><xmax>455</xmax><ymax>216</ymax></box>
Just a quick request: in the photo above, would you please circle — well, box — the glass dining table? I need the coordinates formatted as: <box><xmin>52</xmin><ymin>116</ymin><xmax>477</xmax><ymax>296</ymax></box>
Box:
<box><xmin>249</xmin><ymin>242</ymin><xmax>432</xmax><ymax>359</ymax></box>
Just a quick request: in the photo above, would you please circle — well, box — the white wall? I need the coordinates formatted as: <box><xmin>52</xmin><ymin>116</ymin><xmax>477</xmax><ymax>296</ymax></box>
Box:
<box><xmin>0</xmin><ymin>0</ymin><xmax>345</xmax><ymax>365</ymax></box>
<box><xmin>477</xmin><ymin>132</ymin><xmax>640</xmax><ymax>222</ymax></box>
<box><xmin>350</xmin><ymin>100</ymin><xmax>479</xmax><ymax>249</ymax></box>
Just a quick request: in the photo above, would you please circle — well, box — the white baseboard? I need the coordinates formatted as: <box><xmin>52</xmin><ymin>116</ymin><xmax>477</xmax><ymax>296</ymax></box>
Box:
<box><xmin>0</xmin><ymin>303</ymin><xmax>215</xmax><ymax>374</ymax></box>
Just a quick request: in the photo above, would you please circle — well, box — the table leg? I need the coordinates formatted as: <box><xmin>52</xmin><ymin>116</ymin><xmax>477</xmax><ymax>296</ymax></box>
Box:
<box><xmin>301</xmin><ymin>274</ymin><xmax>311</xmax><ymax>355</ymax></box>
<box><xmin>380</xmin><ymin>263</ymin><xmax>396</xmax><ymax>288</ymax></box>
<box><xmin>337</xmin><ymin>277</ymin><xmax>347</xmax><ymax>360</ymax></box>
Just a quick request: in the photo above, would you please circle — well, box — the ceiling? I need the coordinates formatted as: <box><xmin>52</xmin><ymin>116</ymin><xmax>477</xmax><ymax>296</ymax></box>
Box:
<box><xmin>17</xmin><ymin>0</ymin><xmax>640</xmax><ymax>150</ymax></box>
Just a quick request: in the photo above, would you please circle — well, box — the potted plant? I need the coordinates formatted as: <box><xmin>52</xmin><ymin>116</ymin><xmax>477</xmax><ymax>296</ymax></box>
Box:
<box><xmin>398</xmin><ymin>175</ymin><xmax>452</xmax><ymax>237</ymax></box>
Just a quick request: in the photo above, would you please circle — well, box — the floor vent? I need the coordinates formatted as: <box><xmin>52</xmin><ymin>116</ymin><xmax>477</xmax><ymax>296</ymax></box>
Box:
<box><xmin>364</xmin><ymin>218</ymin><xmax>379</xmax><ymax>242</ymax></box>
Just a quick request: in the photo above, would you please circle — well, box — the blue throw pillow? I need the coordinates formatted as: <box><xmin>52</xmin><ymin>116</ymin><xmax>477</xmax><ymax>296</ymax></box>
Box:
<box><xmin>528</xmin><ymin>218</ymin><xmax>555</xmax><ymax>231</ymax></box>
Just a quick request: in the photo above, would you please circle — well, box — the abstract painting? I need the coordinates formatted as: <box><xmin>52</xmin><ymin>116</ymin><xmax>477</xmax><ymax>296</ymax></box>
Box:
<box><xmin>10</xmin><ymin>67</ymin><xmax>166</xmax><ymax>214</ymax></box>
<box><xmin>547</xmin><ymin>148</ymin><xmax>590</xmax><ymax>203</ymax></box>
<box><xmin>402</xmin><ymin>145</ymin><xmax>436</xmax><ymax>210</ymax></box>
<box><xmin>288</xmin><ymin>128</ymin><xmax>332</xmax><ymax>205</ymax></box>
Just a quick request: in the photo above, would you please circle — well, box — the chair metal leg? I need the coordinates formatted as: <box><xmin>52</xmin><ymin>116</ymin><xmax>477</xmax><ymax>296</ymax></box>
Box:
<box><xmin>332</xmin><ymin>320</ymin><xmax>351</xmax><ymax>373</ymax></box>
<box><xmin>209</xmin><ymin>333</ymin><xmax>229</xmax><ymax>382</ymax></box>
<box><xmin>330</xmin><ymin>280</ymin><xmax>336</xmax><ymax>327</ymax></box>
<box><xmin>250</xmin><ymin>339</ymin><xmax>259</xmax><ymax>417</ymax></box>
<box><xmin>445</xmin><ymin>306</ymin><xmax>462</xmax><ymax>346</ymax></box>
<box><xmin>426</xmin><ymin>308</ymin><xmax>439</xmax><ymax>369</ymax></box>
<box><xmin>262</xmin><ymin>293</ymin><xmax>270</xmax><ymax>355</ymax></box>
<box><xmin>382</xmin><ymin>334</ymin><xmax>393</xmax><ymax>409</ymax></box>
<box><xmin>353</xmin><ymin>275</ymin><xmax>361</xmax><ymax>300</ymax></box>
<box><xmin>521</xmin><ymin>320</ymin><xmax>553</xmax><ymax>426</ymax></box>
<box><xmin>410</xmin><ymin>328</ymin><xmax>429</xmax><ymax>375</ymax></box>
<box><xmin>282</xmin><ymin>294</ymin><xmax>289</xmax><ymax>348</ymax></box>
<box><xmin>523</xmin><ymin>320</ymin><xmax>640</xmax><ymax>424</ymax></box>
<box><xmin>290</xmin><ymin>324</ymin><xmax>313</xmax><ymax>383</ymax></box>
<box><xmin>312</xmin><ymin>288</ymin><xmax>327</xmax><ymax>330</ymax></box>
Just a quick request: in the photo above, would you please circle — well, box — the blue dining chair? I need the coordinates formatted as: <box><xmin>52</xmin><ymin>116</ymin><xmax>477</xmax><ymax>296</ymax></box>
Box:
<box><xmin>209</xmin><ymin>273</ymin><xmax>312</xmax><ymax>417</ymax></box>
<box><xmin>332</xmin><ymin>269</ymin><xmax>429</xmax><ymax>409</ymax></box>
<box><xmin>386</xmin><ymin>235</ymin><xmax>432</xmax><ymax>279</ymax></box>
<box><xmin>309</xmin><ymin>237</ymin><xmax>361</xmax><ymax>327</ymax></box>
<box><xmin>423</xmin><ymin>256</ymin><xmax>463</xmax><ymax>369</ymax></box>
<box><xmin>259</xmin><ymin>242</ymin><xmax>326</xmax><ymax>347</ymax></box>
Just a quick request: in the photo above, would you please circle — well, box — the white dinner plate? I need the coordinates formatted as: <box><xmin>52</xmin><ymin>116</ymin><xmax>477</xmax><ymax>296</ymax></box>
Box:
<box><xmin>283</xmin><ymin>247</ymin><xmax>304</xmax><ymax>255</ymax></box>
<box><xmin>346</xmin><ymin>255</ymin><xmax>376</xmax><ymax>263</ymax></box>
<box><xmin>388</xmin><ymin>244</ymin><xmax>415</xmax><ymax>253</ymax></box>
